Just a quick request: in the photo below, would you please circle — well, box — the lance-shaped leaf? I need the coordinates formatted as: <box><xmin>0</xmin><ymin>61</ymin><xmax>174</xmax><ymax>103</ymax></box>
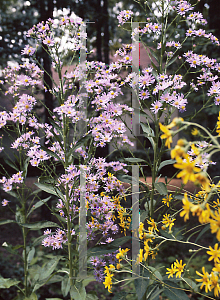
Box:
<box><xmin>33</xmin><ymin>275</ymin><xmax>63</xmax><ymax>293</ymax></box>
<box><xmin>24</xmin><ymin>293</ymin><xmax>38</xmax><ymax>300</ymax></box>
<box><xmin>134</xmin><ymin>267</ymin><xmax>150</xmax><ymax>300</ymax></box>
<box><xmin>2</xmin><ymin>242</ymin><xmax>23</xmax><ymax>256</ymax></box>
<box><xmin>61</xmin><ymin>276</ymin><xmax>70</xmax><ymax>297</ymax></box>
<box><xmin>71</xmin><ymin>134</ymin><xmax>91</xmax><ymax>153</ymax></box>
<box><xmin>0</xmin><ymin>277</ymin><xmax>20</xmax><ymax>289</ymax></box>
<box><xmin>27</xmin><ymin>196</ymin><xmax>51</xmax><ymax>217</ymax></box>
<box><xmin>158</xmin><ymin>159</ymin><xmax>175</xmax><ymax>172</ymax></box>
<box><xmin>149</xmin><ymin>47</ymin><xmax>159</xmax><ymax>63</ymax></box>
<box><xmin>70</xmin><ymin>281</ymin><xmax>86</xmax><ymax>300</ymax></box>
<box><xmin>21</xmin><ymin>221</ymin><xmax>59</xmax><ymax>230</ymax></box>
<box><xmin>27</xmin><ymin>247</ymin><xmax>35</xmax><ymax>264</ymax></box>
<box><xmin>124</xmin><ymin>158</ymin><xmax>147</xmax><ymax>163</ymax></box>
<box><xmin>5</xmin><ymin>159</ymin><xmax>19</xmax><ymax>172</ymax></box>
<box><xmin>155</xmin><ymin>182</ymin><xmax>168</xmax><ymax>195</ymax></box>
<box><xmin>35</xmin><ymin>182</ymin><xmax>64</xmax><ymax>199</ymax></box>
<box><xmin>0</xmin><ymin>219</ymin><xmax>16</xmax><ymax>226</ymax></box>
<box><xmin>163</xmin><ymin>280</ymin><xmax>189</xmax><ymax>300</ymax></box>
<box><xmin>166</xmin><ymin>55</ymin><xmax>178</xmax><ymax>67</ymax></box>
<box><xmin>87</xmin><ymin>236</ymin><xmax>131</xmax><ymax>256</ymax></box>
<box><xmin>140</xmin><ymin>123</ymin><xmax>155</xmax><ymax>150</ymax></box>
<box><xmin>39</xmin><ymin>257</ymin><xmax>62</xmax><ymax>281</ymax></box>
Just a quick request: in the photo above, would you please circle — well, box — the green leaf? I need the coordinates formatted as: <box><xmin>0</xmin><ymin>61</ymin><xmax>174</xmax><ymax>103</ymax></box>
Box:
<box><xmin>148</xmin><ymin>266</ymin><xmax>163</xmax><ymax>281</ymax></box>
<box><xmin>27</xmin><ymin>247</ymin><xmax>35</xmax><ymax>264</ymax></box>
<box><xmin>195</xmin><ymin>224</ymin><xmax>210</xmax><ymax>243</ymax></box>
<box><xmin>5</xmin><ymin>159</ymin><xmax>19</xmax><ymax>172</ymax></box>
<box><xmin>23</xmin><ymin>157</ymin><xmax>30</xmax><ymax>178</ymax></box>
<box><xmin>158</xmin><ymin>160</ymin><xmax>175</xmax><ymax>172</ymax></box>
<box><xmin>61</xmin><ymin>276</ymin><xmax>70</xmax><ymax>297</ymax></box>
<box><xmin>27</xmin><ymin>196</ymin><xmax>51</xmax><ymax>217</ymax></box>
<box><xmin>140</xmin><ymin>123</ymin><xmax>155</xmax><ymax>137</ymax></box>
<box><xmin>144</xmin><ymin>200</ymin><xmax>156</xmax><ymax>215</ymax></box>
<box><xmin>140</xmin><ymin>210</ymin><xmax>148</xmax><ymax>222</ymax></box>
<box><xmin>2</xmin><ymin>242</ymin><xmax>23</xmax><ymax>256</ymax></box>
<box><xmin>86</xmin><ymin>292</ymin><xmax>98</xmax><ymax>300</ymax></box>
<box><xmin>34</xmin><ymin>182</ymin><xmax>64</xmax><ymax>199</ymax></box>
<box><xmin>87</xmin><ymin>236</ymin><xmax>131</xmax><ymax>256</ymax></box>
<box><xmin>149</xmin><ymin>47</ymin><xmax>159</xmax><ymax>63</ymax></box>
<box><xmin>21</xmin><ymin>221</ymin><xmax>59</xmax><ymax>230</ymax></box>
<box><xmin>155</xmin><ymin>182</ymin><xmax>167</xmax><ymax>195</ymax></box>
<box><xmin>151</xmin><ymin>60</ymin><xmax>159</xmax><ymax>73</ymax></box>
<box><xmin>70</xmin><ymin>282</ymin><xmax>86</xmax><ymax>300</ymax></box>
<box><xmin>124</xmin><ymin>158</ymin><xmax>147</xmax><ymax>163</ymax></box>
<box><xmin>140</xmin><ymin>123</ymin><xmax>155</xmax><ymax>150</ymax></box>
<box><xmin>134</xmin><ymin>276</ymin><xmax>149</xmax><ymax>300</ymax></box>
<box><xmin>182</xmin><ymin>278</ymin><xmax>198</xmax><ymax>293</ymax></box>
<box><xmin>0</xmin><ymin>277</ymin><xmax>20</xmax><ymax>289</ymax></box>
<box><xmin>148</xmin><ymin>286</ymin><xmax>163</xmax><ymax>300</ymax></box>
<box><xmin>72</xmin><ymin>134</ymin><xmax>91</xmax><ymax>152</ymax></box>
<box><xmin>163</xmin><ymin>280</ymin><xmax>189</xmax><ymax>300</ymax></box>
<box><xmin>39</xmin><ymin>256</ymin><xmax>61</xmax><ymax>281</ymax></box>
<box><xmin>82</xmin><ymin>277</ymin><xmax>96</xmax><ymax>287</ymax></box>
<box><xmin>15</xmin><ymin>205</ymin><xmax>25</xmax><ymax>223</ymax></box>
<box><xmin>134</xmin><ymin>266</ymin><xmax>150</xmax><ymax>300</ymax></box>
<box><xmin>117</xmin><ymin>174</ymin><xmax>139</xmax><ymax>186</ymax></box>
<box><xmin>0</xmin><ymin>219</ymin><xmax>16</xmax><ymax>225</ymax></box>
<box><xmin>34</xmin><ymin>275</ymin><xmax>63</xmax><ymax>292</ymax></box>
<box><xmin>5</xmin><ymin>189</ymin><xmax>18</xmax><ymax>198</ymax></box>
<box><xmin>24</xmin><ymin>293</ymin><xmax>38</xmax><ymax>300</ymax></box>
<box><xmin>166</xmin><ymin>55</ymin><xmax>178</xmax><ymax>67</ymax></box>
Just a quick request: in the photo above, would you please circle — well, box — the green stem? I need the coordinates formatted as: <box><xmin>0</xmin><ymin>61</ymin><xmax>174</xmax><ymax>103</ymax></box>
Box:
<box><xmin>22</xmin><ymin>225</ymin><xmax>28</xmax><ymax>297</ymax></box>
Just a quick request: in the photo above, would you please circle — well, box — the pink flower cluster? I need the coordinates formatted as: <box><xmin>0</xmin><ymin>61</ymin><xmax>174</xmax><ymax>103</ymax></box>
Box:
<box><xmin>176</xmin><ymin>0</ymin><xmax>193</xmax><ymax>16</ymax></box>
<box><xmin>42</xmin><ymin>158</ymin><xmax>128</xmax><ymax>250</ymax></box>
<box><xmin>0</xmin><ymin>172</ymin><xmax>24</xmax><ymax>192</ymax></box>
<box><xmin>117</xmin><ymin>10</ymin><xmax>133</xmax><ymax>26</ymax></box>
<box><xmin>42</xmin><ymin>228</ymin><xmax>70</xmax><ymax>250</ymax></box>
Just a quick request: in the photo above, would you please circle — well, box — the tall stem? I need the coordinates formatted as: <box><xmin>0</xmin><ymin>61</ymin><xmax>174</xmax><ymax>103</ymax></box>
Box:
<box><xmin>22</xmin><ymin>224</ymin><xmax>28</xmax><ymax>297</ymax></box>
<box><xmin>63</xmin><ymin>113</ymin><xmax>74</xmax><ymax>299</ymax></box>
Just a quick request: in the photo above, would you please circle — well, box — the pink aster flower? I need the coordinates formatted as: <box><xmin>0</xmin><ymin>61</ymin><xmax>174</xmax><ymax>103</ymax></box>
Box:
<box><xmin>177</xmin><ymin>1</ymin><xmax>193</xmax><ymax>16</ymax></box>
<box><xmin>139</xmin><ymin>90</ymin><xmax>150</xmax><ymax>100</ymax></box>
<box><xmin>150</xmin><ymin>101</ymin><xmax>163</xmax><ymax>114</ymax></box>
<box><xmin>214</xmin><ymin>97</ymin><xmax>220</xmax><ymax>105</ymax></box>
<box><xmin>21</xmin><ymin>44</ymin><xmax>36</xmax><ymax>56</ymax></box>
<box><xmin>117</xmin><ymin>10</ymin><xmax>133</xmax><ymax>26</ymax></box>
<box><xmin>2</xmin><ymin>199</ymin><xmax>9</xmax><ymax>206</ymax></box>
<box><xmin>43</xmin><ymin>37</ymin><xmax>55</xmax><ymax>46</ymax></box>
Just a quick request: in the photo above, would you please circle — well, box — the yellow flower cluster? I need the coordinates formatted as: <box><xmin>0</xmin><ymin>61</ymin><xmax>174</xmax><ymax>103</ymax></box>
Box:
<box><xmin>216</xmin><ymin>111</ymin><xmax>220</xmax><ymax>135</ymax></box>
<box><xmin>162</xmin><ymin>194</ymin><xmax>173</xmax><ymax>207</ymax></box>
<box><xmin>159</xmin><ymin>117</ymin><xmax>184</xmax><ymax>149</ymax></box>
<box><xmin>162</xmin><ymin>213</ymin><xmax>176</xmax><ymax>232</ymax></box>
<box><xmin>117</xmin><ymin>207</ymin><xmax>131</xmax><ymax>236</ymax></box>
<box><xmin>196</xmin><ymin>265</ymin><xmax>220</xmax><ymax>297</ymax></box>
<box><xmin>112</xmin><ymin>195</ymin><xmax>131</xmax><ymax>236</ymax></box>
<box><xmin>166</xmin><ymin>259</ymin><xmax>186</xmax><ymax>278</ymax></box>
<box><xmin>180</xmin><ymin>193</ymin><xmax>220</xmax><ymax>242</ymax></box>
<box><xmin>115</xmin><ymin>247</ymin><xmax>130</xmax><ymax>269</ymax></box>
<box><xmin>138</xmin><ymin>221</ymin><xmax>158</xmax><ymax>261</ymax></box>
<box><xmin>170</xmin><ymin>138</ymin><xmax>211</xmax><ymax>189</ymax></box>
<box><xmin>103</xmin><ymin>265</ymin><xmax>115</xmax><ymax>293</ymax></box>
